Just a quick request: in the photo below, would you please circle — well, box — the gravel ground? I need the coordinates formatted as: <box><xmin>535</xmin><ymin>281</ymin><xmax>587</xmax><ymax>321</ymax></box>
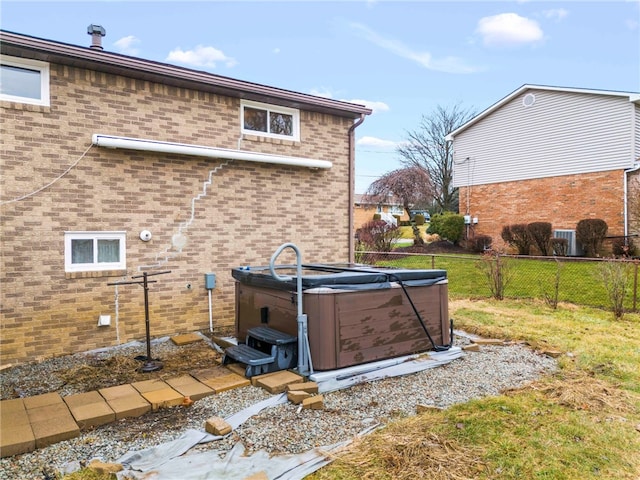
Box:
<box><xmin>0</xmin><ymin>334</ymin><xmax>557</xmax><ymax>479</ymax></box>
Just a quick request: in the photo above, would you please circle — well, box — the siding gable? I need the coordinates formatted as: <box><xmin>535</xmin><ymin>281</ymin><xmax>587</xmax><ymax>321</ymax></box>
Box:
<box><xmin>453</xmin><ymin>89</ymin><xmax>636</xmax><ymax>187</ymax></box>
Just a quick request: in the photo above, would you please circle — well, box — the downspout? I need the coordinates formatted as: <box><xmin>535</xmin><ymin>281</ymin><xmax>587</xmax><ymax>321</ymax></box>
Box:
<box><xmin>624</xmin><ymin>162</ymin><xmax>640</xmax><ymax>238</ymax></box>
<box><xmin>348</xmin><ymin>114</ymin><xmax>366</xmax><ymax>262</ymax></box>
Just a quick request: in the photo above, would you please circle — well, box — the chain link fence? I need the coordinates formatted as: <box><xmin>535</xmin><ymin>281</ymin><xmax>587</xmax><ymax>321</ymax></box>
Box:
<box><xmin>356</xmin><ymin>251</ymin><xmax>640</xmax><ymax>313</ymax></box>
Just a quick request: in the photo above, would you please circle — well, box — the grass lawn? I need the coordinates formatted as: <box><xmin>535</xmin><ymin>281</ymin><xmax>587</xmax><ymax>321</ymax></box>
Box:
<box><xmin>309</xmin><ymin>298</ymin><xmax>640</xmax><ymax>480</ymax></box>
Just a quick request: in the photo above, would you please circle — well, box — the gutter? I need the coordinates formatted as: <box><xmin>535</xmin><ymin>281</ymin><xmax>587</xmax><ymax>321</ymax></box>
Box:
<box><xmin>624</xmin><ymin>162</ymin><xmax>640</xmax><ymax>238</ymax></box>
<box><xmin>92</xmin><ymin>134</ymin><xmax>332</xmax><ymax>169</ymax></box>
<box><xmin>347</xmin><ymin>114</ymin><xmax>367</xmax><ymax>262</ymax></box>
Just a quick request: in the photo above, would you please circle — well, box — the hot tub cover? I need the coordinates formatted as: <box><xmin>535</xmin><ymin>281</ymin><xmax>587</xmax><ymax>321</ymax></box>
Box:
<box><xmin>231</xmin><ymin>264</ymin><xmax>447</xmax><ymax>291</ymax></box>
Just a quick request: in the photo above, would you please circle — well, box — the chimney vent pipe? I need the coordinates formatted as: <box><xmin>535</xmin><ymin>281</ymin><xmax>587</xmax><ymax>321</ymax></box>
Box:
<box><xmin>87</xmin><ymin>24</ymin><xmax>106</xmax><ymax>50</ymax></box>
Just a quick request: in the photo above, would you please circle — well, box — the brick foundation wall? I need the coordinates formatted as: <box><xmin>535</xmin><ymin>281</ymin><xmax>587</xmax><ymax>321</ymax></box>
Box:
<box><xmin>1</xmin><ymin>64</ymin><xmax>355</xmax><ymax>364</ymax></box>
<box><xmin>458</xmin><ymin>170</ymin><xmax>626</xmax><ymax>250</ymax></box>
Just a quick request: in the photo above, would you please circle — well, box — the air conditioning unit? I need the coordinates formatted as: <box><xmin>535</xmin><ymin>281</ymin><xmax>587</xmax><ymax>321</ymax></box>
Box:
<box><xmin>553</xmin><ymin>229</ymin><xmax>583</xmax><ymax>256</ymax></box>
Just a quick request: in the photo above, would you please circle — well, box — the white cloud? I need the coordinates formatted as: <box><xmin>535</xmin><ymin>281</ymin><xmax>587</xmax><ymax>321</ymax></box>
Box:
<box><xmin>309</xmin><ymin>89</ymin><xmax>390</xmax><ymax>115</ymax></box>
<box><xmin>347</xmin><ymin>99</ymin><xmax>390</xmax><ymax>114</ymax></box>
<box><xmin>273</xmin><ymin>47</ymin><xmax>281</xmax><ymax>54</ymax></box>
<box><xmin>350</xmin><ymin>22</ymin><xmax>481</xmax><ymax>74</ymax></box>
<box><xmin>357</xmin><ymin>136</ymin><xmax>398</xmax><ymax>148</ymax></box>
<box><xmin>476</xmin><ymin>13</ymin><xmax>544</xmax><ymax>47</ymax></box>
<box><xmin>166</xmin><ymin>45</ymin><xmax>237</xmax><ymax>68</ymax></box>
<box><xmin>113</xmin><ymin>35</ymin><xmax>140</xmax><ymax>56</ymax></box>
<box><xmin>309</xmin><ymin>88</ymin><xmax>334</xmax><ymax>98</ymax></box>
<box><xmin>542</xmin><ymin>8</ymin><xmax>569</xmax><ymax>21</ymax></box>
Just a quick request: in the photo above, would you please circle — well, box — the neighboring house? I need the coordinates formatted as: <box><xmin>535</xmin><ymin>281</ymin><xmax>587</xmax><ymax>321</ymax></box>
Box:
<box><xmin>447</xmin><ymin>85</ymin><xmax>640</xmax><ymax>255</ymax></box>
<box><xmin>353</xmin><ymin>193</ymin><xmax>408</xmax><ymax>231</ymax></box>
<box><xmin>0</xmin><ymin>29</ymin><xmax>371</xmax><ymax>365</ymax></box>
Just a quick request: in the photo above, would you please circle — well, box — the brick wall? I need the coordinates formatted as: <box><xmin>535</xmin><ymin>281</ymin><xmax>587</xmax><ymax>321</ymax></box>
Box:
<box><xmin>458</xmin><ymin>170</ymin><xmax>626</xmax><ymax>249</ymax></box>
<box><xmin>1</xmin><ymin>63</ymin><xmax>354</xmax><ymax>364</ymax></box>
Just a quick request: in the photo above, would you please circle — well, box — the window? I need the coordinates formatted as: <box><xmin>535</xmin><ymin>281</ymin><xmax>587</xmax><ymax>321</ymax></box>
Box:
<box><xmin>0</xmin><ymin>56</ymin><xmax>50</xmax><ymax>106</ymax></box>
<box><xmin>65</xmin><ymin>232</ymin><xmax>126</xmax><ymax>272</ymax></box>
<box><xmin>390</xmin><ymin>205</ymin><xmax>404</xmax><ymax>215</ymax></box>
<box><xmin>241</xmin><ymin>100</ymin><xmax>299</xmax><ymax>141</ymax></box>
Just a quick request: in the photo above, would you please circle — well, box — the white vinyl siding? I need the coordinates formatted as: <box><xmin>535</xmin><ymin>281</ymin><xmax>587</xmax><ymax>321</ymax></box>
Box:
<box><xmin>453</xmin><ymin>90</ymin><xmax>636</xmax><ymax>187</ymax></box>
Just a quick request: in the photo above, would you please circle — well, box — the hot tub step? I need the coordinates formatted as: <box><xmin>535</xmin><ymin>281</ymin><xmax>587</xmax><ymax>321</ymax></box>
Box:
<box><xmin>224</xmin><ymin>344</ymin><xmax>274</xmax><ymax>366</ymax></box>
<box><xmin>247</xmin><ymin>326</ymin><xmax>296</xmax><ymax>346</ymax></box>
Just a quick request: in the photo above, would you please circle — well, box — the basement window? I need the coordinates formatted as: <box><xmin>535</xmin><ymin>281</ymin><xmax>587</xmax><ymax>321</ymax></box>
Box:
<box><xmin>241</xmin><ymin>100</ymin><xmax>299</xmax><ymax>141</ymax></box>
<box><xmin>64</xmin><ymin>232</ymin><xmax>126</xmax><ymax>273</ymax></box>
<box><xmin>0</xmin><ymin>56</ymin><xmax>50</xmax><ymax>106</ymax></box>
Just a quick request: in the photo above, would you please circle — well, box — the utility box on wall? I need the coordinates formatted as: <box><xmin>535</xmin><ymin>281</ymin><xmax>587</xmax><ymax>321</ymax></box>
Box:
<box><xmin>204</xmin><ymin>273</ymin><xmax>216</xmax><ymax>290</ymax></box>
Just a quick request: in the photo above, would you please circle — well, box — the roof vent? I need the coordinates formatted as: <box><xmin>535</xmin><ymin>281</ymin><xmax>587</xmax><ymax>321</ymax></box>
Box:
<box><xmin>87</xmin><ymin>24</ymin><xmax>106</xmax><ymax>50</ymax></box>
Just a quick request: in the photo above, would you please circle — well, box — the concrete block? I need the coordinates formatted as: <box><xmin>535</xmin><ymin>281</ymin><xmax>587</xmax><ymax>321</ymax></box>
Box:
<box><xmin>254</xmin><ymin>371</ymin><xmax>304</xmax><ymax>394</ymax></box>
<box><xmin>0</xmin><ymin>423</ymin><xmax>35</xmax><ymax>458</ymax></box>
<box><xmin>23</xmin><ymin>392</ymin><xmax>63</xmax><ymax>410</ymax></box>
<box><xmin>170</xmin><ymin>333</ymin><xmax>203</xmax><ymax>345</ymax></box>
<box><xmin>131</xmin><ymin>379</ymin><xmax>171</xmax><ymax>394</ymax></box>
<box><xmin>0</xmin><ymin>399</ymin><xmax>30</xmax><ymax>426</ymax></box>
<box><xmin>201</xmin><ymin>373</ymin><xmax>250</xmax><ymax>393</ymax></box>
<box><xmin>165</xmin><ymin>375</ymin><xmax>214</xmax><ymax>401</ymax></box>
<box><xmin>286</xmin><ymin>381</ymin><xmax>318</xmax><ymax>394</ymax></box>
<box><xmin>139</xmin><ymin>388</ymin><xmax>185</xmax><ymax>410</ymax></box>
<box><xmin>287</xmin><ymin>390</ymin><xmax>311</xmax><ymax>404</ymax></box>
<box><xmin>190</xmin><ymin>367</ymin><xmax>229</xmax><ymax>383</ymax></box>
<box><xmin>205</xmin><ymin>416</ymin><xmax>232</xmax><ymax>436</ymax></box>
<box><xmin>225</xmin><ymin>363</ymin><xmax>248</xmax><ymax>377</ymax></box>
<box><xmin>99</xmin><ymin>385</ymin><xmax>150</xmax><ymax>420</ymax></box>
<box><xmin>63</xmin><ymin>391</ymin><xmax>115</xmax><ymax>430</ymax></box>
<box><xmin>302</xmin><ymin>395</ymin><xmax>324</xmax><ymax>410</ymax></box>
<box><xmin>88</xmin><ymin>459</ymin><xmax>123</xmax><ymax>474</ymax></box>
<box><xmin>29</xmin><ymin>408</ymin><xmax>79</xmax><ymax>449</ymax></box>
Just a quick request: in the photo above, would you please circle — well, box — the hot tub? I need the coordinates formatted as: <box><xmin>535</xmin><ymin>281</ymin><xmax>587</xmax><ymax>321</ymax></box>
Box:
<box><xmin>232</xmin><ymin>264</ymin><xmax>451</xmax><ymax>371</ymax></box>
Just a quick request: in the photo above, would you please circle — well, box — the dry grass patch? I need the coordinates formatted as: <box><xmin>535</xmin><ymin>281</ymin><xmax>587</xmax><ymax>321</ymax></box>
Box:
<box><xmin>312</xmin><ymin>413</ymin><xmax>486</xmax><ymax>480</ymax></box>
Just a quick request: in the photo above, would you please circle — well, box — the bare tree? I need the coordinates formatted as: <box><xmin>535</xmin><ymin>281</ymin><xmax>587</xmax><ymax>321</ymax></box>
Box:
<box><xmin>396</xmin><ymin>104</ymin><xmax>476</xmax><ymax>212</ymax></box>
<box><xmin>363</xmin><ymin>166</ymin><xmax>432</xmax><ymax>219</ymax></box>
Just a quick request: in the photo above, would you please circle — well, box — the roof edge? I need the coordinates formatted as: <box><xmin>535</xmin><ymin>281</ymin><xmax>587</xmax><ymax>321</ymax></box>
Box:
<box><xmin>0</xmin><ymin>29</ymin><xmax>372</xmax><ymax>118</ymax></box>
<box><xmin>446</xmin><ymin>84</ymin><xmax>640</xmax><ymax>140</ymax></box>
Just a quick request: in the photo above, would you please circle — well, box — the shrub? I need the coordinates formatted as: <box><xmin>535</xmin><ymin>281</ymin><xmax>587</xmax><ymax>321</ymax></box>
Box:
<box><xmin>576</xmin><ymin>219</ymin><xmax>608</xmax><ymax>257</ymax></box>
<box><xmin>373</xmin><ymin>213</ymin><xmax>381</xmax><ymax>221</ymax></box>
<box><xmin>414</xmin><ymin>214</ymin><xmax>425</xmax><ymax>226</ymax></box>
<box><xmin>477</xmin><ymin>250</ymin><xmax>513</xmax><ymax>300</ymax></box>
<box><xmin>551</xmin><ymin>237</ymin><xmax>568</xmax><ymax>256</ymax></box>
<box><xmin>356</xmin><ymin>220</ymin><xmax>402</xmax><ymax>252</ymax></box>
<box><xmin>469</xmin><ymin>235</ymin><xmax>492</xmax><ymax>253</ymax></box>
<box><xmin>527</xmin><ymin>222</ymin><xmax>553</xmax><ymax>256</ymax></box>
<box><xmin>426</xmin><ymin>212</ymin><xmax>465</xmax><ymax>245</ymax></box>
<box><xmin>501</xmin><ymin>224</ymin><xmax>532</xmax><ymax>255</ymax></box>
<box><xmin>611</xmin><ymin>238</ymin><xmax>637</xmax><ymax>258</ymax></box>
<box><xmin>598</xmin><ymin>259</ymin><xmax>632</xmax><ymax>320</ymax></box>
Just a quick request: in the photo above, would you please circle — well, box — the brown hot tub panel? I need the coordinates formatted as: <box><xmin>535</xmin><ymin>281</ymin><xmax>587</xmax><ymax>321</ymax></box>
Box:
<box><xmin>233</xmin><ymin>265</ymin><xmax>450</xmax><ymax>371</ymax></box>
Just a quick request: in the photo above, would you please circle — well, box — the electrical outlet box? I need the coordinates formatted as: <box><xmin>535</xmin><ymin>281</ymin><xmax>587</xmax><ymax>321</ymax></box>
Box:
<box><xmin>204</xmin><ymin>273</ymin><xmax>216</xmax><ymax>290</ymax></box>
<box><xmin>98</xmin><ymin>315</ymin><xmax>111</xmax><ymax>326</ymax></box>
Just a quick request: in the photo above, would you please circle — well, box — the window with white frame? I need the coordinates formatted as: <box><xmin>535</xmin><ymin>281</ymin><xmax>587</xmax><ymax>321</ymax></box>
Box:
<box><xmin>64</xmin><ymin>232</ymin><xmax>126</xmax><ymax>272</ymax></box>
<box><xmin>0</xmin><ymin>56</ymin><xmax>50</xmax><ymax>106</ymax></box>
<box><xmin>241</xmin><ymin>100</ymin><xmax>299</xmax><ymax>141</ymax></box>
<box><xmin>390</xmin><ymin>205</ymin><xmax>404</xmax><ymax>215</ymax></box>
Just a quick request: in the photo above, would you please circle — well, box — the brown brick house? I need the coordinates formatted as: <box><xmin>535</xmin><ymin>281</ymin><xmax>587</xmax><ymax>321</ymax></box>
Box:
<box><xmin>447</xmin><ymin>85</ymin><xmax>640</xmax><ymax>254</ymax></box>
<box><xmin>0</xmin><ymin>30</ymin><xmax>371</xmax><ymax>365</ymax></box>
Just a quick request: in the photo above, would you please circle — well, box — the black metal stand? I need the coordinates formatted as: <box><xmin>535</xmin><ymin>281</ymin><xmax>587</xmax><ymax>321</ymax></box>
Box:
<box><xmin>108</xmin><ymin>270</ymin><xmax>171</xmax><ymax>372</ymax></box>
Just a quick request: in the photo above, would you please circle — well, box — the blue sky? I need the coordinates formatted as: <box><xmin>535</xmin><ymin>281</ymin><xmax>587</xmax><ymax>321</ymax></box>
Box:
<box><xmin>2</xmin><ymin>0</ymin><xmax>639</xmax><ymax>193</ymax></box>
